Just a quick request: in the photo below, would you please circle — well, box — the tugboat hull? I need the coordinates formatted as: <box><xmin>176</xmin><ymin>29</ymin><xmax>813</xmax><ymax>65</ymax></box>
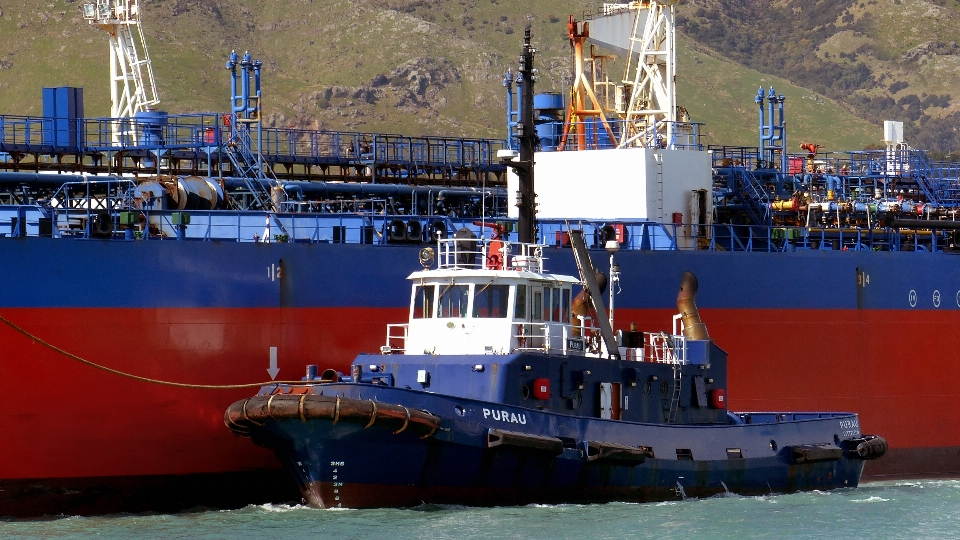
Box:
<box><xmin>227</xmin><ymin>388</ymin><xmax>872</xmax><ymax>509</ymax></box>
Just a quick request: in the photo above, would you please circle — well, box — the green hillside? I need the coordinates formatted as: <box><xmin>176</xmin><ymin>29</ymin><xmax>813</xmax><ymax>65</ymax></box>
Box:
<box><xmin>0</xmin><ymin>0</ymin><xmax>955</xmax><ymax>153</ymax></box>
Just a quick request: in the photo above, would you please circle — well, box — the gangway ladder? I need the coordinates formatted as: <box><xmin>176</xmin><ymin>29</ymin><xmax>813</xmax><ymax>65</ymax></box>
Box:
<box><xmin>224</xmin><ymin>122</ymin><xmax>280</xmax><ymax>211</ymax></box>
<box><xmin>666</xmin><ymin>363</ymin><xmax>682</xmax><ymax>423</ymax></box>
<box><xmin>732</xmin><ymin>167</ymin><xmax>772</xmax><ymax>226</ymax></box>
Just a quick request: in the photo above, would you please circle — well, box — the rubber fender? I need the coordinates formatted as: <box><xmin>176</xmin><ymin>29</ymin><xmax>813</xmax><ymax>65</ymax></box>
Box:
<box><xmin>319</xmin><ymin>369</ymin><xmax>341</xmax><ymax>382</ymax></box>
<box><xmin>388</xmin><ymin>219</ymin><xmax>406</xmax><ymax>243</ymax></box>
<box><xmin>595</xmin><ymin>224</ymin><xmax>616</xmax><ymax>247</ymax></box>
<box><xmin>429</xmin><ymin>220</ymin><xmax>448</xmax><ymax>240</ymax></box>
<box><xmin>789</xmin><ymin>443</ymin><xmax>842</xmax><ymax>464</ymax></box>
<box><xmin>844</xmin><ymin>435</ymin><xmax>888</xmax><ymax>460</ymax></box>
<box><xmin>585</xmin><ymin>441</ymin><xmax>651</xmax><ymax>466</ymax></box>
<box><xmin>487</xmin><ymin>428</ymin><xmax>563</xmax><ymax>455</ymax></box>
<box><xmin>92</xmin><ymin>212</ymin><xmax>113</xmax><ymax>238</ymax></box>
<box><xmin>405</xmin><ymin>220</ymin><xmax>422</xmax><ymax>243</ymax></box>
<box><xmin>453</xmin><ymin>227</ymin><xmax>478</xmax><ymax>266</ymax></box>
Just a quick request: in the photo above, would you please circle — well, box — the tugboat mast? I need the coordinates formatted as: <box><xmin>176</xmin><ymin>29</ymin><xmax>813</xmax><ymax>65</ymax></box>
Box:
<box><xmin>516</xmin><ymin>28</ymin><xmax>539</xmax><ymax>244</ymax></box>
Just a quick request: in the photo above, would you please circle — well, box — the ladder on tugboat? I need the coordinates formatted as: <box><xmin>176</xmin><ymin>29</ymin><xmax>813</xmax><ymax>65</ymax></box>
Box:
<box><xmin>666</xmin><ymin>364</ymin><xmax>682</xmax><ymax>423</ymax></box>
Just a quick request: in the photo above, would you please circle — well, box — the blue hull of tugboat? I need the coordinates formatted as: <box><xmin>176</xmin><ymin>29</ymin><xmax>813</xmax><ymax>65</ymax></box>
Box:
<box><xmin>244</xmin><ymin>383</ymin><xmax>866</xmax><ymax>508</ymax></box>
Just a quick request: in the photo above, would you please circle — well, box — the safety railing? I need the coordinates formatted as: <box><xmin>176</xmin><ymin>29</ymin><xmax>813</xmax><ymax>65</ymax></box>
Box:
<box><xmin>384</xmin><ymin>324</ymin><xmax>409</xmax><ymax>354</ymax></box>
<box><xmin>644</xmin><ymin>332</ymin><xmax>687</xmax><ymax>365</ymax></box>
<box><xmin>0</xmin><ymin>113</ymin><xmax>507</xmax><ymax>174</ymax></box>
<box><xmin>434</xmin><ymin>238</ymin><xmax>547</xmax><ymax>271</ymax></box>
<box><xmin>513</xmin><ymin>321</ymin><xmax>591</xmax><ymax>355</ymax></box>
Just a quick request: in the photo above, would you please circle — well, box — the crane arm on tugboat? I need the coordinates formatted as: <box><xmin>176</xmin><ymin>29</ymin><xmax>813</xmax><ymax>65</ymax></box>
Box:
<box><xmin>569</xmin><ymin>229</ymin><xmax>620</xmax><ymax>359</ymax></box>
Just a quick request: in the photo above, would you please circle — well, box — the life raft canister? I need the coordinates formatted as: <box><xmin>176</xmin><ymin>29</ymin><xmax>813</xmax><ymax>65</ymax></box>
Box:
<box><xmin>486</xmin><ymin>240</ymin><xmax>504</xmax><ymax>270</ymax></box>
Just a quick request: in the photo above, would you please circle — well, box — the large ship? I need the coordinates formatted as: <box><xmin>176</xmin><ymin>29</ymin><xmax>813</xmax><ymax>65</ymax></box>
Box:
<box><xmin>0</xmin><ymin>0</ymin><xmax>958</xmax><ymax>516</ymax></box>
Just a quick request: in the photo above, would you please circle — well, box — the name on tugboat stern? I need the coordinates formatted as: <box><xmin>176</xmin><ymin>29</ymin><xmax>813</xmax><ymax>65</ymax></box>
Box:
<box><xmin>483</xmin><ymin>408</ymin><xmax>527</xmax><ymax>424</ymax></box>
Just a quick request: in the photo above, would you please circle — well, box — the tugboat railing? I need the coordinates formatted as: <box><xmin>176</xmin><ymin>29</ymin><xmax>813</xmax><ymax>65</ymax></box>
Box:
<box><xmin>645</xmin><ymin>332</ymin><xmax>687</xmax><ymax>365</ymax></box>
<box><xmin>384</xmin><ymin>323</ymin><xmax>409</xmax><ymax>353</ymax></box>
<box><xmin>513</xmin><ymin>322</ymin><xmax>586</xmax><ymax>354</ymax></box>
<box><xmin>435</xmin><ymin>238</ymin><xmax>546</xmax><ymax>272</ymax></box>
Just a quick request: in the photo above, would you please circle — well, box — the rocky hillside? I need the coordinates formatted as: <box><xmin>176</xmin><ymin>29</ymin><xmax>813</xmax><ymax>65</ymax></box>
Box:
<box><xmin>1</xmin><ymin>0</ymin><xmax>959</xmax><ymax>154</ymax></box>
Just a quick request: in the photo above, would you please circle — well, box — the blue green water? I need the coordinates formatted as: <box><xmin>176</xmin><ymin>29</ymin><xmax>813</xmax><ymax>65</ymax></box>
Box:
<box><xmin>2</xmin><ymin>480</ymin><xmax>957</xmax><ymax>539</ymax></box>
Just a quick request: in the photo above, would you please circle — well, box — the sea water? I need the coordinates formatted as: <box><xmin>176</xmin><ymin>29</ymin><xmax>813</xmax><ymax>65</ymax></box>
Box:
<box><xmin>2</xmin><ymin>480</ymin><xmax>957</xmax><ymax>539</ymax></box>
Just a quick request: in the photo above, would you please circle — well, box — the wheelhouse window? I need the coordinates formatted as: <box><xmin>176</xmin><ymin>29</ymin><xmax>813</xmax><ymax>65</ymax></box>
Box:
<box><xmin>532</xmin><ymin>289</ymin><xmax>543</xmax><ymax>322</ymax></box>
<box><xmin>542</xmin><ymin>288</ymin><xmax>552</xmax><ymax>321</ymax></box>
<box><xmin>551</xmin><ymin>287</ymin><xmax>562</xmax><ymax>322</ymax></box>
<box><xmin>561</xmin><ymin>288</ymin><xmax>571</xmax><ymax>323</ymax></box>
<box><xmin>438</xmin><ymin>284</ymin><xmax>469</xmax><ymax>318</ymax></box>
<box><xmin>412</xmin><ymin>285</ymin><xmax>435</xmax><ymax>319</ymax></box>
<box><xmin>474</xmin><ymin>284</ymin><xmax>510</xmax><ymax>318</ymax></box>
<box><xmin>514</xmin><ymin>284</ymin><xmax>527</xmax><ymax>320</ymax></box>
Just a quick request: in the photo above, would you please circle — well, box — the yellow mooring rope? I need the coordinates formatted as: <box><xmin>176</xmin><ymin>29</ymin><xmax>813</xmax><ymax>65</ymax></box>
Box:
<box><xmin>0</xmin><ymin>313</ymin><xmax>312</xmax><ymax>389</ymax></box>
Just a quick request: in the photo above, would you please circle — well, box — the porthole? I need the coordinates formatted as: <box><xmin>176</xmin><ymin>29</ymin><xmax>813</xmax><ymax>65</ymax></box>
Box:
<box><xmin>644</xmin><ymin>381</ymin><xmax>652</xmax><ymax>395</ymax></box>
<box><xmin>571</xmin><ymin>391</ymin><xmax>583</xmax><ymax>408</ymax></box>
<box><xmin>660</xmin><ymin>380</ymin><xmax>669</xmax><ymax>395</ymax></box>
<box><xmin>520</xmin><ymin>384</ymin><xmax>530</xmax><ymax>400</ymax></box>
<box><xmin>770</xmin><ymin>440</ymin><xmax>778</xmax><ymax>452</ymax></box>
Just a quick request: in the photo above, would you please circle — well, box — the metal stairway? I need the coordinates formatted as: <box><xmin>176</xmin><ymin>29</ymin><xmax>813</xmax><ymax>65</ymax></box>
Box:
<box><xmin>724</xmin><ymin>167</ymin><xmax>771</xmax><ymax>225</ymax></box>
<box><xmin>224</xmin><ymin>125</ymin><xmax>283</xmax><ymax>211</ymax></box>
<box><xmin>912</xmin><ymin>150</ymin><xmax>960</xmax><ymax>206</ymax></box>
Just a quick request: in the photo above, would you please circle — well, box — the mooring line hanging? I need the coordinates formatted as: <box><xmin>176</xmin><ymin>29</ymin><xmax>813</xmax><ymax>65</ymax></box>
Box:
<box><xmin>0</xmin><ymin>313</ymin><xmax>312</xmax><ymax>389</ymax></box>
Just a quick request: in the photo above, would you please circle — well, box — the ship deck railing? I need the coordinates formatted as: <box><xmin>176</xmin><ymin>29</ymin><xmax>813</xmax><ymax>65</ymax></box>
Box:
<box><xmin>384</xmin><ymin>324</ymin><xmax>409</xmax><ymax>354</ymax></box>
<box><xmin>640</xmin><ymin>332</ymin><xmax>687</xmax><ymax>365</ymax></box>
<box><xmin>0</xmin><ymin>205</ymin><xmax>955</xmax><ymax>253</ymax></box>
<box><xmin>512</xmin><ymin>321</ymin><xmax>592</xmax><ymax>355</ymax></box>
<box><xmin>521</xmin><ymin>120</ymin><xmax>705</xmax><ymax>152</ymax></box>
<box><xmin>709</xmin><ymin>145</ymin><xmax>960</xmax><ymax>207</ymax></box>
<box><xmin>0</xmin><ymin>113</ymin><xmax>508</xmax><ymax>177</ymax></box>
<box><xmin>435</xmin><ymin>237</ymin><xmax>546</xmax><ymax>272</ymax></box>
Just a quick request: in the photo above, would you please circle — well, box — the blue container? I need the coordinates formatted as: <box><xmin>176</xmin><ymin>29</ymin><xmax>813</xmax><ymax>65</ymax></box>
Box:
<box><xmin>135</xmin><ymin>110</ymin><xmax>168</xmax><ymax>147</ymax></box>
<box><xmin>42</xmin><ymin>87</ymin><xmax>84</xmax><ymax>149</ymax></box>
<box><xmin>533</xmin><ymin>92</ymin><xmax>564</xmax><ymax>111</ymax></box>
<box><xmin>536</xmin><ymin>122</ymin><xmax>563</xmax><ymax>151</ymax></box>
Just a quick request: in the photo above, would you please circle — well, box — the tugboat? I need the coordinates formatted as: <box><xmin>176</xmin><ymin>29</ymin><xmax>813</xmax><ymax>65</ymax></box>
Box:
<box><xmin>225</xmin><ymin>229</ymin><xmax>886</xmax><ymax>508</ymax></box>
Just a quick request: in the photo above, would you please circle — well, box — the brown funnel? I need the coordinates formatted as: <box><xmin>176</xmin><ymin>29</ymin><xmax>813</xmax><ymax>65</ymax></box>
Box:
<box><xmin>677</xmin><ymin>271</ymin><xmax>710</xmax><ymax>340</ymax></box>
<box><xmin>570</xmin><ymin>272</ymin><xmax>607</xmax><ymax>336</ymax></box>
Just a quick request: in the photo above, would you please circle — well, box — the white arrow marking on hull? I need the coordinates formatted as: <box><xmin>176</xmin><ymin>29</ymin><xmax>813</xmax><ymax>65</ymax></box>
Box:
<box><xmin>268</xmin><ymin>346</ymin><xmax>279</xmax><ymax>379</ymax></box>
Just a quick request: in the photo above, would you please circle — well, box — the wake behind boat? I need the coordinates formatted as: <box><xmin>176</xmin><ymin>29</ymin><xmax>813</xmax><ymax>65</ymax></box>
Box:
<box><xmin>225</xmin><ymin>229</ymin><xmax>886</xmax><ymax>508</ymax></box>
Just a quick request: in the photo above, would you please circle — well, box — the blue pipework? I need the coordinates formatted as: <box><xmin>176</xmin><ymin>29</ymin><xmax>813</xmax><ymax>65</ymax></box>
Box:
<box><xmin>756</xmin><ymin>87</ymin><xmax>787</xmax><ymax>171</ymax></box>
<box><xmin>225</xmin><ymin>50</ymin><xmax>262</xmax><ymax>132</ymax></box>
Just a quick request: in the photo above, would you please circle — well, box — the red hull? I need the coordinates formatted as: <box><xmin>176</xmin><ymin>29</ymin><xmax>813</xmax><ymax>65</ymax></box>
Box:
<box><xmin>0</xmin><ymin>304</ymin><xmax>955</xmax><ymax>514</ymax></box>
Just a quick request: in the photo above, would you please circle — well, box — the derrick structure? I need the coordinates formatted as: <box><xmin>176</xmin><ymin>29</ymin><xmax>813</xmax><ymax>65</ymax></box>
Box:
<box><xmin>82</xmin><ymin>0</ymin><xmax>159</xmax><ymax>132</ymax></box>
<box><xmin>559</xmin><ymin>15</ymin><xmax>618</xmax><ymax>151</ymax></box>
<box><xmin>562</xmin><ymin>1</ymin><xmax>683</xmax><ymax>150</ymax></box>
<box><xmin>619</xmin><ymin>0</ymin><xmax>678</xmax><ymax>149</ymax></box>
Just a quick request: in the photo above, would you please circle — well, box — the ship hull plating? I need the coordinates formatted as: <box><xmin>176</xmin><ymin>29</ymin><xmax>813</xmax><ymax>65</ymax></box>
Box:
<box><xmin>0</xmin><ymin>238</ymin><xmax>958</xmax><ymax>514</ymax></box>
